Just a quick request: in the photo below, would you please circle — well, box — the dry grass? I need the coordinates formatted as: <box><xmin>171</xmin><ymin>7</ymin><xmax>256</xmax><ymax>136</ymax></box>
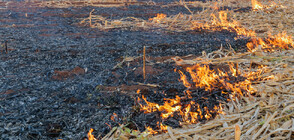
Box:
<box><xmin>232</xmin><ymin>0</ymin><xmax>294</xmax><ymax>37</ymax></box>
<box><xmin>103</xmin><ymin>48</ymin><xmax>294</xmax><ymax>140</ymax></box>
<box><xmin>99</xmin><ymin>0</ymin><xmax>294</xmax><ymax>139</ymax></box>
<box><xmin>80</xmin><ymin>9</ymin><xmax>234</xmax><ymax>32</ymax></box>
<box><xmin>20</xmin><ymin>0</ymin><xmax>138</xmax><ymax>8</ymax></box>
<box><xmin>151</xmin><ymin>47</ymin><xmax>294</xmax><ymax>140</ymax></box>
<box><xmin>81</xmin><ymin>0</ymin><xmax>294</xmax><ymax>39</ymax></box>
<box><xmin>9</xmin><ymin>0</ymin><xmax>290</xmax><ymax>139</ymax></box>
<box><xmin>1</xmin><ymin>0</ymin><xmax>293</xmax><ymax>139</ymax></box>
<box><xmin>168</xmin><ymin>0</ymin><xmax>251</xmax><ymax>9</ymax></box>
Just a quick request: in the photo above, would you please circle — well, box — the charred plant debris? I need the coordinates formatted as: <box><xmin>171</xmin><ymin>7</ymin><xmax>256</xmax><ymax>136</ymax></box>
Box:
<box><xmin>0</xmin><ymin>0</ymin><xmax>293</xmax><ymax>140</ymax></box>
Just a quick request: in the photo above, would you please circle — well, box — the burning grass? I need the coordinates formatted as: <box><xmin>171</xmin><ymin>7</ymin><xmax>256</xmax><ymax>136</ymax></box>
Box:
<box><xmin>81</xmin><ymin>0</ymin><xmax>294</xmax><ymax>139</ymax></box>
<box><xmin>233</xmin><ymin>0</ymin><xmax>294</xmax><ymax>37</ymax></box>
<box><xmin>101</xmin><ymin>46</ymin><xmax>294</xmax><ymax>140</ymax></box>
<box><xmin>81</xmin><ymin>8</ymin><xmax>293</xmax><ymax>53</ymax></box>
<box><xmin>150</xmin><ymin>49</ymin><xmax>294</xmax><ymax>139</ymax></box>
<box><xmin>80</xmin><ymin>0</ymin><xmax>294</xmax><ymax>37</ymax></box>
<box><xmin>1</xmin><ymin>0</ymin><xmax>293</xmax><ymax>139</ymax></box>
<box><xmin>134</xmin><ymin>62</ymin><xmax>250</xmax><ymax>134</ymax></box>
<box><xmin>132</xmin><ymin>44</ymin><xmax>292</xmax><ymax>135</ymax></box>
<box><xmin>94</xmin><ymin>38</ymin><xmax>293</xmax><ymax>140</ymax></box>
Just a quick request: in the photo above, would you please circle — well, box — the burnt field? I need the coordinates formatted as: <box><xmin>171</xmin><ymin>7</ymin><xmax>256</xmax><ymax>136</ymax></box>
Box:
<box><xmin>0</xmin><ymin>0</ymin><xmax>293</xmax><ymax>140</ymax></box>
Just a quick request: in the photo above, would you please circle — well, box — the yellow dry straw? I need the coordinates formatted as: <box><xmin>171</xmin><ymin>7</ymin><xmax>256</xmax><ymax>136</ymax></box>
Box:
<box><xmin>143</xmin><ymin>46</ymin><xmax>146</xmax><ymax>80</ymax></box>
<box><xmin>89</xmin><ymin>9</ymin><xmax>95</xmax><ymax>27</ymax></box>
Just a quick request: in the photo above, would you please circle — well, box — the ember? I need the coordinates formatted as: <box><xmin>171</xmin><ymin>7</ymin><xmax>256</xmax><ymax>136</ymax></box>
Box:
<box><xmin>110</xmin><ymin>113</ymin><xmax>118</xmax><ymax>122</ymax></box>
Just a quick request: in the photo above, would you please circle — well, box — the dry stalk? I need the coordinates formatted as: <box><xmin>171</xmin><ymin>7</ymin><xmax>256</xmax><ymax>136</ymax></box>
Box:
<box><xmin>143</xmin><ymin>46</ymin><xmax>146</xmax><ymax>80</ymax></box>
<box><xmin>235</xmin><ymin>124</ymin><xmax>241</xmax><ymax>140</ymax></box>
<box><xmin>89</xmin><ymin>9</ymin><xmax>95</xmax><ymax>28</ymax></box>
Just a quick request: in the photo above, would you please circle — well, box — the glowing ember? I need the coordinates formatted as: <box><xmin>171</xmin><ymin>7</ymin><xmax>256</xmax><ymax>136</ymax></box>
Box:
<box><xmin>105</xmin><ymin>123</ymin><xmax>112</xmax><ymax>129</ymax></box>
<box><xmin>149</xmin><ymin>13</ymin><xmax>167</xmax><ymax>23</ymax></box>
<box><xmin>110</xmin><ymin>112</ymin><xmax>118</xmax><ymax>122</ymax></box>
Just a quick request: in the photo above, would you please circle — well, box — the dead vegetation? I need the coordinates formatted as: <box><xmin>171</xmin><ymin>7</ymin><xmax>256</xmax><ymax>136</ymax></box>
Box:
<box><xmin>102</xmin><ymin>45</ymin><xmax>294</xmax><ymax>140</ymax></box>
<box><xmin>4</xmin><ymin>0</ymin><xmax>139</xmax><ymax>8</ymax></box>
<box><xmin>93</xmin><ymin>0</ymin><xmax>294</xmax><ymax>139</ymax></box>
<box><xmin>80</xmin><ymin>0</ymin><xmax>294</xmax><ymax>39</ymax></box>
<box><xmin>233</xmin><ymin>0</ymin><xmax>294</xmax><ymax>38</ymax></box>
<box><xmin>155</xmin><ymin>48</ymin><xmax>294</xmax><ymax>140</ymax></box>
<box><xmin>3</xmin><ymin>0</ymin><xmax>292</xmax><ymax>139</ymax></box>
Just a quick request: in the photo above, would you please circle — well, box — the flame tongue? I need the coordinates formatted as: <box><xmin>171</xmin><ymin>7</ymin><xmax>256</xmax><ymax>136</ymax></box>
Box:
<box><xmin>138</xmin><ymin>92</ymin><xmax>224</xmax><ymax>133</ymax></box>
<box><xmin>247</xmin><ymin>32</ymin><xmax>294</xmax><ymax>52</ymax></box>
<box><xmin>137</xmin><ymin>63</ymin><xmax>254</xmax><ymax>134</ymax></box>
<box><xmin>149</xmin><ymin>13</ymin><xmax>167</xmax><ymax>23</ymax></box>
<box><xmin>194</xmin><ymin>11</ymin><xmax>294</xmax><ymax>52</ymax></box>
<box><xmin>192</xmin><ymin>11</ymin><xmax>256</xmax><ymax>38</ymax></box>
<box><xmin>251</xmin><ymin>0</ymin><xmax>264</xmax><ymax>10</ymax></box>
<box><xmin>87</xmin><ymin>128</ymin><xmax>96</xmax><ymax>140</ymax></box>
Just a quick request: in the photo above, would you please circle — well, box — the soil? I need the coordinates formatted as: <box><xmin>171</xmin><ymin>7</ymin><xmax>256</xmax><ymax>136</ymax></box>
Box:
<box><xmin>0</xmin><ymin>0</ymin><xmax>249</xmax><ymax>139</ymax></box>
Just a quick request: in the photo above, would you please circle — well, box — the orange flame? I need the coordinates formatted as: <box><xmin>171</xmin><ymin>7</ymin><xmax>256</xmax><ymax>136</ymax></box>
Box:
<box><xmin>136</xmin><ymin>89</ymin><xmax>141</xmax><ymax>94</ymax></box>
<box><xmin>191</xmin><ymin>11</ymin><xmax>293</xmax><ymax>52</ymax></box>
<box><xmin>251</xmin><ymin>0</ymin><xmax>263</xmax><ymax>10</ymax></box>
<box><xmin>251</xmin><ymin>0</ymin><xmax>285</xmax><ymax>11</ymax></box>
<box><xmin>181</xmin><ymin>64</ymin><xmax>256</xmax><ymax>97</ymax></box>
<box><xmin>192</xmin><ymin>11</ymin><xmax>256</xmax><ymax>38</ymax></box>
<box><xmin>138</xmin><ymin>91</ymin><xmax>224</xmax><ymax>133</ymax></box>
<box><xmin>146</xmin><ymin>122</ymin><xmax>167</xmax><ymax>134</ymax></box>
<box><xmin>247</xmin><ymin>32</ymin><xmax>294</xmax><ymax>52</ymax></box>
<box><xmin>146</xmin><ymin>126</ymin><xmax>158</xmax><ymax>134</ymax></box>
<box><xmin>83</xmin><ymin>6</ymin><xmax>293</xmax><ymax>137</ymax></box>
<box><xmin>149</xmin><ymin>13</ymin><xmax>167</xmax><ymax>23</ymax></box>
<box><xmin>87</xmin><ymin>128</ymin><xmax>96</xmax><ymax>140</ymax></box>
<box><xmin>143</xmin><ymin>53</ymin><xmax>277</xmax><ymax>133</ymax></box>
<box><xmin>213</xmin><ymin>11</ymin><xmax>256</xmax><ymax>37</ymax></box>
<box><xmin>137</xmin><ymin>62</ymin><xmax>264</xmax><ymax>133</ymax></box>
<box><xmin>183</xmin><ymin>64</ymin><xmax>219</xmax><ymax>90</ymax></box>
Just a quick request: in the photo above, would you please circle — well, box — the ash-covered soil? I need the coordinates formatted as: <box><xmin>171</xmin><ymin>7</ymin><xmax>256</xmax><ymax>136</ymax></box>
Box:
<box><xmin>0</xmin><ymin>0</ymin><xmax>249</xmax><ymax>139</ymax></box>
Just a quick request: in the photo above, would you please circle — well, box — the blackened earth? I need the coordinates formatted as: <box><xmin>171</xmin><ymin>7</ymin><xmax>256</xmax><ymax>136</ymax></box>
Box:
<box><xmin>0</xmin><ymin>0</ymin><xmax>250</xmax><ymax>139</ymax></box>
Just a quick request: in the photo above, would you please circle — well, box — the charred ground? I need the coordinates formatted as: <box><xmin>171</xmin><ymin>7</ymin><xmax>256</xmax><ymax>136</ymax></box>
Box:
<box><xmin>0</xmin><ymin>0</ymin><xmax>251</xmax><ymax>139</ymax></box>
